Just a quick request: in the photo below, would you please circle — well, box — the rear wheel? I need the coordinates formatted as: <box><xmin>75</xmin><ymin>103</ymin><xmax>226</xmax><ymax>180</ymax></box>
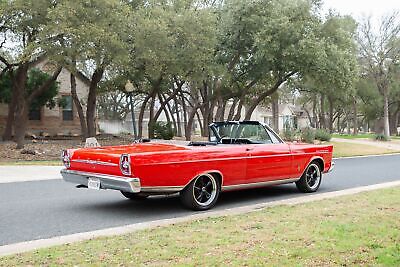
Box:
<box><xmin>120</xmin><ymin>191</ymin><xmax>149</xmax><ymax>201</ymax></box>
<box><xmin>296</xmin><ymin>162</ymin><xmax>322</xmax><ymax>193</ymax></box>
<box><xmin>180</xmin><ymin>173</ymin><xmax>220</xmax><ymax>211</ymax></box>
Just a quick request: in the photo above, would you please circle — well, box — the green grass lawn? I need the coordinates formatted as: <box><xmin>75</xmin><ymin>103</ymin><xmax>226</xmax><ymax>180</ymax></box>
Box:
<box><xmin>332</xmin><ymin>133</ymin><xmax>376</xmax><ymax>139</ymax></box>
<box><xmin>330</xmin><ymin>141</ymin><xmax>400</xmax><ymax>158</ymax></box>
<box><xmin>2</xmin><ymin>187</ymin><xmax>399</xmax><ymax>266</ymax></box>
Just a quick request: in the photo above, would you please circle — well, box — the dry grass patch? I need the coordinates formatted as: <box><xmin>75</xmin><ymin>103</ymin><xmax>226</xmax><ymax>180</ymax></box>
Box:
<box><xmin>331</xmin><ymin>141</ymin><xmax>400</xmax><ymax>158</ymax></box>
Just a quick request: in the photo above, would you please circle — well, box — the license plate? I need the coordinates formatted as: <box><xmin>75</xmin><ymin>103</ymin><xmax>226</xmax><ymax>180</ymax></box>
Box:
<box><xmin>88</xmin><ymin>177</ymin><xmax>100</xmax><ymax>190</ymax></box>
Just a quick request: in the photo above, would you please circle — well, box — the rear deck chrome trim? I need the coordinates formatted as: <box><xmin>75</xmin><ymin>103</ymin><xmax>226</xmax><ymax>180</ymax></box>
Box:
<box><xmin>61</xmin><ymin>169</ymin><xmax>140</xmax><ymax>193</ymax></box>
<box><xmin>71</xmin><ymin>159</ymin><xmax>118</xmax><ymax>167</ymax></box>
<box><xmin>221</xmin><ymin>178</ymin><xmax>299</xmax><ymax>191</ymax></box>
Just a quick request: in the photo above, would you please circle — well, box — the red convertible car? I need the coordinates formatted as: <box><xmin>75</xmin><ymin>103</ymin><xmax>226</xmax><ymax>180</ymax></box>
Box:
<box><xmin>61</xmin><ymin>121</ymin><xmax>334</xmax><ymax>210</ymax></box>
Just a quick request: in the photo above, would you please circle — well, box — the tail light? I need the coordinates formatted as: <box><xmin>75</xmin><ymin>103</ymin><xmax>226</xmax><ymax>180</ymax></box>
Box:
<box><xmin>120</xmin><ymin>154</ymin><xmax>131</xmax><ymax>176</ymax></box>
<box><xmin>61</xmin><ymin>150</ymin><xmax>70</xmax><ymax>168</ymax></box>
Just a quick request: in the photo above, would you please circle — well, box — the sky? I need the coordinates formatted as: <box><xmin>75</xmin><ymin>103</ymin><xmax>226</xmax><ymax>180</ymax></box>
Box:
<box><xmin>323</xmin><ymin>0</ymin><xmax>400</xmax><ymax>21</ymax></box>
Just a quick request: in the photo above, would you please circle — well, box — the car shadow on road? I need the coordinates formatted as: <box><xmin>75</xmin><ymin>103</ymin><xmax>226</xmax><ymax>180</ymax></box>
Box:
<box><xmin>72</xmin><ymin>184</ymin><xmax>303</xmax><ymax>219</ymax></box>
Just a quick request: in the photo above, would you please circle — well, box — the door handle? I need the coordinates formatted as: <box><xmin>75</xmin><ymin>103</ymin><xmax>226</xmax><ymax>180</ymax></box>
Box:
<box><xmin>246</xmin><ymin>148</ymin><xmax>254</xmax><ymax>151</ymax></box>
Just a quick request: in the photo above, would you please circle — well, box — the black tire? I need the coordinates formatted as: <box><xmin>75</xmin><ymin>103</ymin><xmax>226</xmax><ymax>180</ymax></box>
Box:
<box><xmin>120</xmin><ymin>191</ymin><xmax>149</xmax><ymax>201</ymax></box>
<box><xmin>180</xmin><ymin>173</ymin><xmax>220</xmax><ymax>211</ymax></box>
<box><xmin>296</xmin><ymin>161</ymin><xmax>322</xmax><ymax>193</ymax></box>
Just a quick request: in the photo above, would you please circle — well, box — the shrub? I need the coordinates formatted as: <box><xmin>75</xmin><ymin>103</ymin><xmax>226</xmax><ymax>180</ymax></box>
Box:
<box><xmin>153</xmin><ymin>122</ymin><xmax>174</xmax><ymax>140</ymax></box>
<box><xmin>374</xmin><ymin>133</ymin><xmax>388</xmax><ymax>141</ymax></box>
<box><xmin>315</xmin><ymin>129</ymin><xmax>332</xmax><ymax>142</ymax></box>
<box><xmin>282</xmin><ymin>127</ymin><xmax>297</xmax><ymax>142</ymax></box>
<box><xmin>301</xmin><ymin>127</ymin><xmax>315</xmax><ymax>143</ymax></box>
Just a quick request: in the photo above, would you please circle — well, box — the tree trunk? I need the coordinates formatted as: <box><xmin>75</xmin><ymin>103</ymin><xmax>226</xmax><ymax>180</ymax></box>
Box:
<box><xmin>2</xmin><ymin>70</ymin><xmax>18</xmax><ymax>141</ymax></box>
<box><xmin>180</xmin><ymin>92</ymin><xmax>188</xmax><ymax>135</ymax></box>
<box><xmin>233</xmin><ymin>96</ymin><xmax>244</xmax><ymax>120</ymax></box>
<box><xmin>196</xmin><ymin>110</ymin><xmax>204</xmax><ymax>137</ymax></box>
<box><xmin>352</xmin><ymin>97</ymin><xmax>358</xmax><ymax>135</ymax></box>
<box><xmin>148</xmin><ymin>95</ymin><xmax>156</xmax><ymax>138</ymax></box>
<box><xmin>382</xmin><ymin>89</ymin><xmax>390</xmax><ymax>138</ymax></box>
<box><xmin>163</xmin><ymin>94</ymin><xmax>178</xmax><ymax>135</ymax></box>
<box><xmin>244</xmin><ymin>73</ymin><xmax>295</xmax><ymax>120</ymax></box>
<box><xmin>319</xmin><ymin>94</ymin><xmax>326</xmax><ymax>130</ymax></box>
<box><xmin>173</xmin><ymin>96</ymin><xmax>182</xmax><ymax>137</ymax></box>
<box><xmin>227</xmin><ymin>98</ymin><xmax>238</xmax><ymax>121</ymax></box>
<box><xmin>14</xmin><ymin>102</ymin><xmax>29</xmax><ymax>149</ymax></box>
<box><xmin>215</xmin><ymin>98</ymin><xmax>226</xmax><ymax>121</ymax></box>
<box><xmin>137</xmin><ymin>95</ymin><xmax>151</xmax><ymax>139</ymax></box>
<box><xmin>328</xmin><ymin>96</ymin><xmax>334</xmax><ymax>133</ymax></box>
<box><xmin>272</xmin><ymin>95</ymin><xmax>279</xmax><ymax>132</ymax></box>
<box><xmin>86</xmin><ymin>67</ymin><xmax>104</xmax><ymax>137</ymax></box>
<box><xmin>389</xmin><ymin>107</ymin><xmax>399</xmax><ymax>136</ymax></box>
<box><xmin>13</xmin><ymin>64</ymin><xmax>29</xmax><ymax>148</ymax></box>
<box><xmin>185</xmin><ymin>107</ymin><xmax>198</xmax><ymax>141</ymax></box>
<box><xmin>70</xmin><ymin>72</ymin><xmax>88</xmax><ymax>141</ymax></box>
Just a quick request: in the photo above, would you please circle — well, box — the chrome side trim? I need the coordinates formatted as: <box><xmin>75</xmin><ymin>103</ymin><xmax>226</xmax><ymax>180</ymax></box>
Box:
<box><xmin>61</xmin><ymin>169</ymin><xmax>140</xmax><ymax>193</ymax></box>
<box><xmin>139</xmin><ymin>152</ymin><xmax>331</xmax><ymax>166</ymax></box>
<box><xmin>221</xmin><ymin>178</ymin><xmax>299</xmax><ymax>191</ymax></box>
<box><xmin>71</xmin><ymin>159</ymin><xmax>118</xmax><ymax>167</ymax></box>
<box><xmin>141</xmin><ymin>186</ymin><xmax>184</xmax><ymax>193</ymax></box>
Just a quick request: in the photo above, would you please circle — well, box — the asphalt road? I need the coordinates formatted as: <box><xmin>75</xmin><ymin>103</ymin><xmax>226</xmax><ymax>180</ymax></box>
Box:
<box><xmin>1</xmin><ymin>154</ymin><xmax>400</xmax><ymax>246</ymax></box>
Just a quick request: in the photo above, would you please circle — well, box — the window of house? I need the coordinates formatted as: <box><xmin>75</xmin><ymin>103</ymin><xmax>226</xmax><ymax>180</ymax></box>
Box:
<box><xmin>29</xmin><ymin>106</ymin><xmax>41</xmax><ymax>121</ymax></box>
<box><xmin>62</xmin><ymin>95</ymin><xmax>73</xmax><ymax>121</ymax></box>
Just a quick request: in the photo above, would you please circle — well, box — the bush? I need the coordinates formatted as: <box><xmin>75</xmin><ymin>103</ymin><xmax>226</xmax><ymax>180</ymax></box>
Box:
<box><xmin>301</xmin><ymin>128</ymin><xmax>315</xmax><ymax>143</ymax></box>
<box><xmin>315</xmin><ymin>129</ymin><xmax>331</xmax><ymax>142</ymax></box>
<box><xmin>153</xmin><ymin>122</ymin><xmax>174</xmax><ymax>140</ymax></box>
<box><xmin>374</xmin><ymin>134</ymin><xmax>388</xmax><ymax>141</ymax></box>
<box><xmin>282</xmin><ymin>127</ymin><xmax>297</xmax><ymax>142</ymax></box>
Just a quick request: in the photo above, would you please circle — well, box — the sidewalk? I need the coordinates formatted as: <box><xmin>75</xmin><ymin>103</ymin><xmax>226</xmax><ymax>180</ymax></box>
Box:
<box><xmin>331</xmin><ymin>137</ymin><xmax>400</xmax><ymax>150</ymax></box>
<box><xmin>0</xmin><ymin>166</ymin><xmax>63</xmax><ymax>183</ymax></box>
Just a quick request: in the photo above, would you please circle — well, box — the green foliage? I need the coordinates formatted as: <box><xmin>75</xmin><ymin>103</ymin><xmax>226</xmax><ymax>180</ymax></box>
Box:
<box><xmin>282</xmin><ymin>128</ymin><xmax>297</xmax><ymax>142</ymax></box>
<box><xmin>374</xmin><ymin>134</ymin><xmax>389</xmax><ymax>142</ymax></box>
<box><xmin>0</xmin><ymin>72</ymin><xmax>12</xmax><ymax>103</ymax></box>
<box><xmin>0</xmin><ymin>68</ymin><xmax>59</xmax><ymax>109</ymax></box>
<box><xmin>301</xmin><ymin>127</ymin><xmax>315</xmax><ymax>143</ymax></box>
<box><xmin>315</xmin><ymin>129</ymin><xmax>332</xmax><ymax>142</ymax></box>
<box><xmin>153</xmin><ymin>122</ymin><xmax>174</xmax><ymax>140</ymax></box>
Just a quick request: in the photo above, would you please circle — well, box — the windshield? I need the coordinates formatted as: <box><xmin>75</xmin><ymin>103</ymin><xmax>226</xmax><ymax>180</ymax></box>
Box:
<box><xmin>210</xmin><ymin>122</ymin><xmax>276</xmax><ymax>144</ymax></box>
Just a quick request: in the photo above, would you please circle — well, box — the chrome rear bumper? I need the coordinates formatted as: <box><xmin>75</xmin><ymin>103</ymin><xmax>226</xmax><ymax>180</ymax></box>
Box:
<box><xmin>60</xmin><ymin>169</ymin><xmax>141</xmax><ymax>193</ymax></box>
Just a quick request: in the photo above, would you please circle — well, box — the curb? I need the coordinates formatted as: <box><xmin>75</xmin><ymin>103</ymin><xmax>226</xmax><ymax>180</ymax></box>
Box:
<box><xmin>1</xmin><ymin>180</ymin><xmax>400</xmax><ymax>257</ymax></box>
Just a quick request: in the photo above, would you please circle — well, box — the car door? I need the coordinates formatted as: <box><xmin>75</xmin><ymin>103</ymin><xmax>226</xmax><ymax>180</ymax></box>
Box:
<box><xmin>243</xmin><ymin>124</ymin><xmax>294</xmax><ymax>183</ymax></box>
<box><xmin>245</xmin><ymin>143</ymin><xmax>293</xmax><ymax>183</ymax></box>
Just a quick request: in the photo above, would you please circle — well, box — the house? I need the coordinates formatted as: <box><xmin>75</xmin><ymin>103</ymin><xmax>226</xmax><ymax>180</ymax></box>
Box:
<box><xmin>98</xmin><ymin>98</ymin><xmax>313</xmax><ymax>137</ymax></box>
<box><xmin>248</xmin><ymin>104</ymin><xmax>312</xmax><ymax>131</ymax></box>
<box><xmin>0</xmin><ymin>58</ymin><xmax>90</xmax><ymax>137</ymax></box>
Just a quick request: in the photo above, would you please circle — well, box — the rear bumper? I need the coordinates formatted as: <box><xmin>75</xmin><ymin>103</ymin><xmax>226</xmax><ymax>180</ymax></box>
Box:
<box><xmin>60</xmin><ymin>169</ymin><xmax>141</xmax><ymax>193</ymax></box>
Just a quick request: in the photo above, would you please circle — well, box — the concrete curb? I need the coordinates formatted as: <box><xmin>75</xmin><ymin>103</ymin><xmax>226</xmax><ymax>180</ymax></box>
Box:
<box><xmin>1</xmin><ymin>180</ymin><xmax>399</xmax><ymax>257</ymax></box>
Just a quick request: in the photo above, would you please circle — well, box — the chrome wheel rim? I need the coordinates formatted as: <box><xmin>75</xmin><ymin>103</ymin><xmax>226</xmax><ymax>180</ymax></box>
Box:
<box><xmin>306</xmin><ymin>163</ymin><xmax>321</xmax><ymax>190</ymax></box>
<box><xmin>193</xmin><ymin>174</ymin><xmax>217</xmax><ymax>207</ymax></box>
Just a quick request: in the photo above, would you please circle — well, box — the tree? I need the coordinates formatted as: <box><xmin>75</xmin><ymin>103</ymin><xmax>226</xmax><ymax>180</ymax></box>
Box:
<box><xmin>43</xmin><ymin>0</ymin><xmax>132</xmax><ymax>138</ymax></box>
<box><xmin>0</xmin><ymin>68</ymin><xmax>60</xmax><ymax>116</ymax></box>
<box><xmin>297</xmin><ymin>13</ymin><xmax>358</xmax><ymax>133</ymax></box>
<box><xmin>0</xmin><ymin>0</ymin><xmax>62</xmax><ymax>148</ymax></box>
<box><xmin>358</xmin><ymin>12</ymin><xmax>400</xmax><ymax>138</ymax></box>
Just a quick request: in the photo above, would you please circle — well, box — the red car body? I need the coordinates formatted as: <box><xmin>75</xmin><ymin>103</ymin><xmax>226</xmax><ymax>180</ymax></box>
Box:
<box><xmin>61</xmin><ymin>121</ymin><xmax>334</xmax><ymax>210</ymax></box>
